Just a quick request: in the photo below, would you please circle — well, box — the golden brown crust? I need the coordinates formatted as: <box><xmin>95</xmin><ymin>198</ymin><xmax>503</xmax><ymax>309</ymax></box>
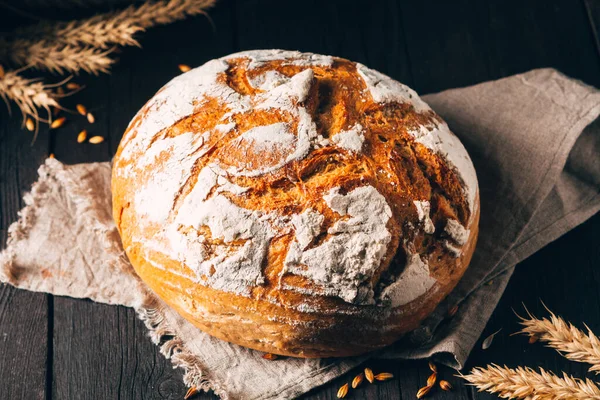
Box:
<box><xmin>112</xmin><ymin>50</ymin><xmax>479</xmax><ymax>358</ymax></box>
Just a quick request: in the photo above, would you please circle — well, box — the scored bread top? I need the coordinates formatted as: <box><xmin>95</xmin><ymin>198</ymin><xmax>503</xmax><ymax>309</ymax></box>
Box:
<box><xmin>112</xmin><ymin>49</ymin><xmax>478</xmax><ymax>310</ymax></box>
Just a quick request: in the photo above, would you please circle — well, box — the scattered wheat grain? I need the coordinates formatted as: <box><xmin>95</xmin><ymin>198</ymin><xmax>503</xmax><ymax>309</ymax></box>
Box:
<box><xmin>184</xmin><ymin>387</ymin><xmax>197</xmax><ymax>399</ymax></box>
<box><xmin>427</xmin><ymin>372</ymin><xmax>437</xmax><ymax>387</ymax></box>
<box><xmin>352</xmin><ymin>373</ymin><xmax>364</xmax><ymax>389</ymax></box>
<box><xmin>337</xmin><ymin>383</ymin><xmax>349</xmax><ymax>398</ymax></box>
<box><xmin>364</xmin><ymin>368</ymin><xmax>374</xmax><ymax>383</ymax></box>
<box><xmin>89</xmin><ymin>135</ymin><xmax>104</xmax><ymax>144</ymax></box>
<box><xmin>428</xmin><ymin>361</ymin><xmax>437</xmax><ymax>373</ymax></box>
<box><xmin>416</xmin><ymin>385</ymin><xmax>432</xmax><ymax>399</ymax></box>
<box><xmin>375</xmin><ymin>372</ymin><xmax>393</xmax><ymax>381</ymax></box>
<box><xmin>50</xmin><ymin>117</ymin><xmax>66</xmax><ymax>129</ymax></box>
<box><xmin>77</xmin><ymin>130</ymin><xmax>87</xmax><ymax>143</ymax></box>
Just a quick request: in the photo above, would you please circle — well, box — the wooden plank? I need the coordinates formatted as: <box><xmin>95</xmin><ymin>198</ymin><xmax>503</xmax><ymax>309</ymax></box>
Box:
<box><xmin>467</xmin><ymin>215</ymin><xmax>600</xmax><ymax>399</ymax></box>
<box><xmin>0</xmin><ymin>91</ymin><xmax>51</xmax><ymax>398</ymax></box>
<box><xmin>583</xmin><ymin>0</ymin><xmax>600</xmax><ymax>60</ymax></box>
<box><xmin>302</xmin><ymin>358</ymin><xmax>472</xmax><ymax>400</ymax></box>
<box><xmin>398</xmin><ymin>1</ymin><xmax>600</xmax><ymax>398</ymax></box>
<box><xmin>234</xmin><ymin>0</ymin><xmax>413</xmax><ymax>85</ymax></box>
<box><xmin>52</xmin><ymin>300</ymin><xmax>190</xmax><ymax>399</ymax></box>
<box><xmin>48</xmin><ymin>1</ymin><xmax>236</xmax><ymax>399</ymax></box>
<box><xmin>400</xmin><ymin>0</ymin><xmax>600</xmax><ymax>94</ymax></box>
<box><xmin>49</xmin><ymin>72</ymin><xmax>191</xmax><ymax>399</ymax></box>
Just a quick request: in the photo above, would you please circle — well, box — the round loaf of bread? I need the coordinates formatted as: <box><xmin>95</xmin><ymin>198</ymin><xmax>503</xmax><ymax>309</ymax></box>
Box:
<box><xmin>112</xmin><ymin>50</ymin><xmax>479</xmax><ymax>358</ymax></box>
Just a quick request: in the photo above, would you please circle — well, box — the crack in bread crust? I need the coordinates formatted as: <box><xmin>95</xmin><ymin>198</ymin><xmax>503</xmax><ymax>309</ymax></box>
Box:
<box><xmin>112</xmin><ymin>49</ymin><xmax>479</xmax><ymax>358</ymax></box>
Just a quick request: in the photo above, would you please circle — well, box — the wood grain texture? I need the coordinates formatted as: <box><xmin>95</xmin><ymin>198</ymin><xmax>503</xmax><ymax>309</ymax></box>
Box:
<box><xmin>0</xmin><ymin>86</ymin><xmax>51</xmax><ymax>399</ymax></box>
<box><xmin>466</xmin><ymin>215</ymin><xmax>600</xmax><ymax>400</ymax></box>
<box><xmin>584</xmin><ymin>0</ymin><xmax>600</xmax><ymax>59</ymax></box>
<box><xmin>0</xmin><ymin>0</ymin><xmax>598</xmax><ymax>399</ymax></box>
<box><xmin>44</xmin><ymin>2</ymin><xmax>238</xmax><ymax>399</ymax></box>
<box><xmin>397</xmin><ymin>1</ymin><xmax>600</xmax><ymax>398</ymax></box>
<box><xmin>400</xmin><ymin>0</ymin><xmax>600</xmax><ymax>94</ymax></box>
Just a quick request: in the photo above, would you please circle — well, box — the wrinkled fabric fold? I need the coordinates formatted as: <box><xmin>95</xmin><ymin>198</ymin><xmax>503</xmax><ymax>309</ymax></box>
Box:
<box><xmin>1</xmin><ymin>68</ymin><xmax>599</xmax><ymax>399</ymax></box>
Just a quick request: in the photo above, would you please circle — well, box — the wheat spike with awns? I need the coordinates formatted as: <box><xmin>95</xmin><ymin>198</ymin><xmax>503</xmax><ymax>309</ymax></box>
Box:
<box><xmin>1</xmin><ymin>0</ymin><xmax>216</xmax><ymax>74</ymax></box>
<box><xmin>0</xmin><ymin>0</ymin><xmax>215</xmax><ymax>135</ymax></box>
<box><xmin>462</xmin><ymin>364</ymin><xmax>600</xmax><ymax>399</ymax></box>
<box><xmin>518</xmin><ymin>308</ymin><xmax>600</xmax><ymax>374</ymax></box>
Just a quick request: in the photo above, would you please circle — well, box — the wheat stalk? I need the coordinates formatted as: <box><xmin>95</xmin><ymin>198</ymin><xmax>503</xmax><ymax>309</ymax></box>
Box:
<box><xmin>9</xmin><ymin>40</ymin><xmax>115</xmax><ymax>75</ymax></box>
<box><xmin>115</xmin><ymin>0</ymin><xmax>216</xmax><ymax>29</ymax></box>
<box><xmin>17</xmin><ymin>0</ymin><xmax>133</xmax><ymax>9</ymax></box>
<box><xmin>0</xmin><ymin>0</ymin><xmax>216</xmax><ymax>74</ymax></box>
<box><xmin>0</xmin><ymin>70</ymin><xmax>59</xmax><ymax>122</ymax></box>
<box><xmin>461</xmin><ymin>364</ymin><xmax>600</xmax><ymax>399</ymax></box>
<box><xmin>16</xmin><ymin>0</ymin><xmax>216</xmax><ymax>46</ymax></box>
<box><xmin>517</xmin><ymin>308</ymin><xmax>600</xmax><ymax>374</ymax></box>
<box><xmin>15</xmin><ymin>18</ymin><xmax>144</xmax><ymax>49</ymax></box>
<box><xmin>0</xmin><ymin>69</ymin><xmax>66</xmax><ymax>141</ymax></box>
<box><xmin>22</xmin><ymin>0</ymin><xmax>215</xmax><ymax>39</ymax></box>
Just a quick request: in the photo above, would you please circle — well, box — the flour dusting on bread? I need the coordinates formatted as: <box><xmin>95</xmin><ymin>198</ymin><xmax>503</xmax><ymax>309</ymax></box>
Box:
<box><xmin>357</xmin><ymin>63</ymin><xmax>478</xmax><ymax>211</ymax></box>
<box><xmin>133</xmin><ymin>132</ymin><xmax>202</xmax><ymax>223</ymax></box>
<box><xmin>379</xmin><ymin>253</ymin><xmax>437</xmax><ymax>307</ymax></box>
<box><xmin>227</xmin><ymin>49</ymin><xmax>334</xmax><ymax>69</ymax></box>
<box><xmin>356</xmin><ymin>63</ymin><xmax>430</xmax><ymax>112</ymax></box>
<box><xmin>413</xmin><ymin>200</ymin><xmax>435</xmax><ymax>235</ymax></box>
<box><xmin>285</xmin><ymin>186</ymin><xmax>392</xmax><ymax>304</ymax></box>
<box><xmin>410</xmin><ymin>123</ymin><xmax>478</xmax><ymax>211</ymax></box>
<box><xmin>112</xmin><ymin>50</ymin><xmax>481</xmax><ymax>358</ymax></box>
<box><xmin>332</xmin><ymin>123</ymin><xmax>365</xmax><ymax>153</ymax></box>
<box><xmin>114</xmin><ymin>49</ymin><xmax>478</xmax><ymax>313</ymax></box>
<box><xmin>290</xmin><ymin>209</ymin><xmax>324</xmax><ymax>250</ymax></box>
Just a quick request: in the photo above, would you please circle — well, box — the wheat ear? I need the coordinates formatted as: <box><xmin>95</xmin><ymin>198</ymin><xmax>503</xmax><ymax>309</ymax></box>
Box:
<box><xmin>8</xmin><ymin>40</ymin><xmax>115</xmax><ymax>75</ymax></box>
<box><xmin>0</xmin><ymin>70</ymin><xmax>59</xmax><ymax>122</ymax></box>
<box><xmin>114</xmin><ymin>0</ymin><xmax>216</xmax><ymax>29</ymax></box>
<box><xmin>1</xmin><ymin>0</ymin><xmax>216</xmax><ymax>73</ymax></box>
<box><xmin>12</xmin><ymin>17</ymin><xmax>143</xmax><ymax>50</ymax></box>
<box><xmin>517</xmin><ymin>308</ymin><xmax>600</xmax><ymax>374</ymax></box>
<box><xmin>0</xmin><ymin>69</ymin><xmax>65</xmax><ymax>141</ymax></box>
<box><xmin>16</xmin><ymin>0</ymin><xmax>216</xmax><ymax>44</ymax></box>
<box><xmin>461</xmin><ymin>364</ymin><xmax>600</xmax><ymax>399</ymax></box>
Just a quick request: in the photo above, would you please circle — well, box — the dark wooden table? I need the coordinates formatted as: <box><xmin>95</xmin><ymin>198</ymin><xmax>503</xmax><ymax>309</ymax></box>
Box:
<box><xmin>1</xmin><ymin>0</ymin><xmax>599</xmax><ymax>399</ymax></box>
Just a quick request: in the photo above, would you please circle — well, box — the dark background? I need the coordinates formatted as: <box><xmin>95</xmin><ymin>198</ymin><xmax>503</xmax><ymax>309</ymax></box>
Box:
<box><xmin>1</xmin><ymin>0</ymin><xmax>599</xmax><ymax>399</ymax></box>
